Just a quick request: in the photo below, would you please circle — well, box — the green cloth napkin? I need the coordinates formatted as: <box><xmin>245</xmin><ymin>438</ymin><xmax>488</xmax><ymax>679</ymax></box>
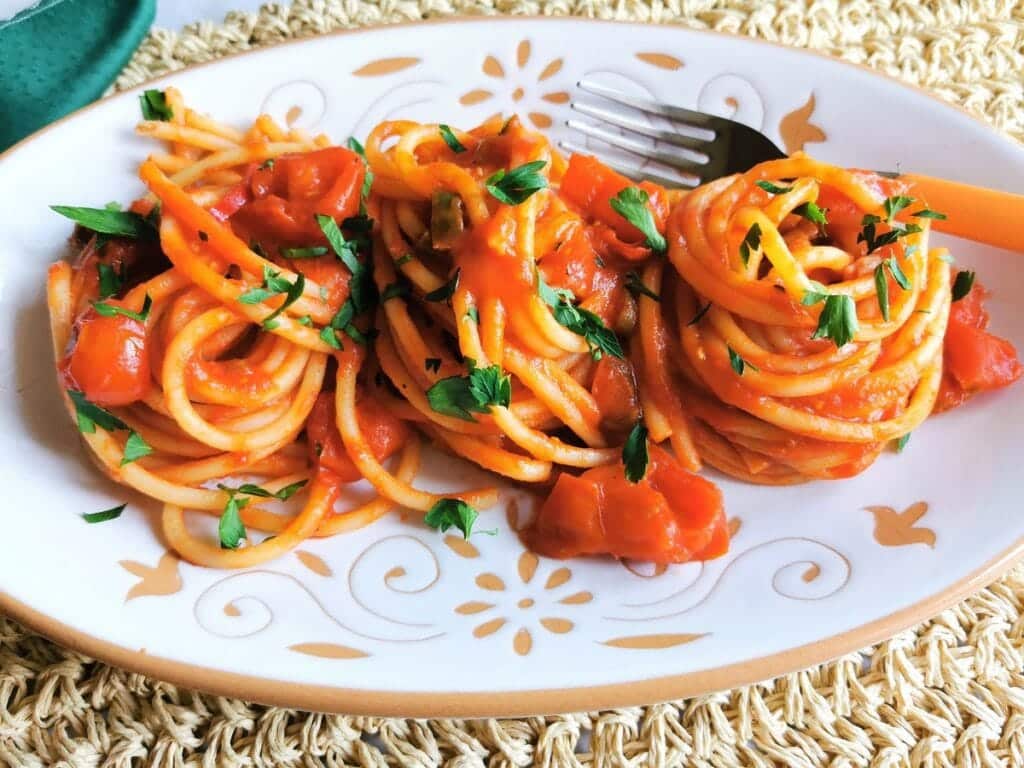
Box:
<box><xmin>0</xmin><ymin>0</ymin><xmax>154</xmax><ymax>151</ymax></box>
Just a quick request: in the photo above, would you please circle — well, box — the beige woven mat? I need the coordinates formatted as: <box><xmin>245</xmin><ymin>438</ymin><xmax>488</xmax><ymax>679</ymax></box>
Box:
<box><xmin>3</xmin><ymin>2</ymin><xmax>1024</xmax><ymax>766</ymax></box>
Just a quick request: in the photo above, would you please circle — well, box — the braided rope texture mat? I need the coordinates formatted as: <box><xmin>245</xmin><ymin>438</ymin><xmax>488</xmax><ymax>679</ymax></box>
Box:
<box><xmin>3</xmin><ymin>2</ymin><xmax>1024</xmax><ymax>766</ymax></box>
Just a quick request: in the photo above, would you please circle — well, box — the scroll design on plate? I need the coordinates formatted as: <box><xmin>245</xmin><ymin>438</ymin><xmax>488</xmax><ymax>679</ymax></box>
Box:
<box><xmin>119</xmin><ymin>552</ymin><xmax>182</xmax><ymax>602</ymax></box>
<box><xmin>604</xmin><ymin>537</ymin><xmax>851</xmax><ymax>623</ymax></box>
<box><xmin>459</xmin><ymin>40</ymin><xmax>569</xmax><ymax>129</ymax></box>
<box><xmin>866</xmin><ymin>502</ymin><xmax>935</xmax><ymax>548</ymax></box>
<box><xmin>779</xmin><ymin>93</ymin><xmax>827</xmax><ymax>153</ymax></box>
<box><xmin>455</xmin><ymin>551</ymin><xmax>591</xmax><ymax>656</ymax></box>
<box><xmin>697</xmin><ymin>73</ymin><xmax>766</xmax><ymax>130</ymax></box>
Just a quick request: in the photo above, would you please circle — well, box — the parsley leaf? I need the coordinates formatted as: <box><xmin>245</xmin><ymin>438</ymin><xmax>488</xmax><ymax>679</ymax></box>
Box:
<box><xmin>952</xmin><ymin>270</ymin><xmax>975</xmax><ymax>302</ymax></box>
<box><xmin>297</xmin><ymin>315</ymin><xmax>313</xmax><ymax>326</ymax></box>
<box><xmin>67</xmin><ymin>390</ymin><xmax>127</xmax><ymax>434</ymax></box>
<box><xmin>120</xmin><ymin>431</ymin><xmax>153</xmax><ymax>466</ymax></box>
<box><xmin>97</xmin><ymin>263</ymin><xmax>122</xmax><ymax>299</ymax></box>
<box><xmin>426</xmin><ymin>359</ymin><xmax>511</xmax><ymax>421</ymax></box>
<box><xmin>465</xmin><ymin>306</ymin><xmax>479</xmax><ymax>323</ymax></box>
<box><xmin>806</xmin><ymin>292</ymin><xmax>859</xmax><ymax>348</ymax></box>
<box><xmin>218</xmin><ymin>480</ymin><xmax>307</xmax><ymax>501</ymax></box>
<box><xmin>83</xmin><ymin>504</ymin><xmax>126</xmax><ymax>524</ymax></box>
<box><xmin>486</xmin><ymin>160</ymin><xmax>547</xmax><ymax>205</ymax></box>
<box><xmin>688</xmin><ymin>301</ymin><xmax>712</xmax><ymax>326</ymax></box>
<box><xmin>912</xmin><ymin>208</ymin><xmax>947</xmax><ymax>220</ymax></box>
<box><xmin>439</xmin><ymin>124</ymin><xmax>467</xmax><ymax>153</ymax></box>
<box><xmin>50</xmin><ymin>206</ymin><xmax>154</xmax><ymax>238</ymax></box>
<box><xmin>874</xmin><ymin>263</ymin><xmax>891</xmax><ymax>322</ymax></box>
<box><xmin>381</xmin><ymin>281</ymin><xmax>410</xmax><ymax>302</ymax></box>
<box><xmin>319</xmin><ymin>326</ymin><xmax>343</xmax><ymax>350</ymax></box>
<box><xmin>739</xmin><ymin>223</ymin><xmax>761</xmax><ymax>267</ymax></box>
<box><xmin>425</xmin><ymin>357</ymin><xmax>442</xmax><ymax>373</ymax></box>
<box><xmin>793</xmin><ymin>201</ymin><xmax>828</xmax><ymax>228</ymax></box>
<box><xmin>622</xmin><ymin>420</ymin><xmax>649</xmax><ymax>483</ymax></box>
<box><xmin>139</xmin><ymin>89</ymin><xmax>173</xmax><ymax>121</ymax></box>
<box><xmin>728</xmin><ymin>346</ymin><xmax>758</xmax><ymax>376</ymax></box>
<box><xmin>895</xmin><ymin>433</ymin><xmax>911</xmax><ymax>453</ymax></box>
<box><xmin>238</xmin><ymin>265</ymin><xmax>305</xmax><ymax>329</ymax></box>
<box><xmin>858</xmin><ymin>213</ymin><xmax>922</xmax><ymax>254</ymax></box>
<box><xmin>218</xmin><ymin>494</ymin><xmax>248</xmax><ymax>549</ymax></box>
<box><xmin>92</xmin><ymin>294</ymin><xmax>152</xmax><ymax>323</ymax></box>
<box><xmin>886</xmin><ymin>257</ymin><xmax>911</xmax><ymax>290</ymax></box>
<box><xmin>395</xmin><ymin>253</ymin><xmax>413</xmax><ymax>267</ymax></box>
<box><xmin>755</xmin><ymin>180</ymin><xmax>793</xmax><ymax>195</ymax></box>
<box><xmin>425</xmin><ymin>269</ymin><xmax>460</xmax><ymax>303</ymax></box>
<box><xmin>883</xmin><ymin>195</ymin><xmax>914</xmax><ymax>222</ymax></box>
<box><xmin>609</xmin><ymin>187</ymin><xmax>666</xmax><ymax>253</ymax></box>
<box><xmin>280</xmin><ymin>246</ymin><xmax>328</xmax><ymax>259</ymax></box>
<box><xmin>536</xmin><ymin>274</ymin><xmax>623</xmax><ymax>360</ymax></box>
<box><xmin>424</xmin><ymin>498</ymin><xmax>494</xmax><ymax>539</ymax></box>
<box><xmin>315</xmin><ymin>214</ymin><xmax>374</xmax><ymax>313</ymax></box>
<box><xmin>625</xmin><ymin>271</ymin><xmax>660</xmax><ymax>302</ymax></box>
<box><xmin>259</xmin><ymin>158</ymin><xmax>275</xmax><ymax>170</ymax></box>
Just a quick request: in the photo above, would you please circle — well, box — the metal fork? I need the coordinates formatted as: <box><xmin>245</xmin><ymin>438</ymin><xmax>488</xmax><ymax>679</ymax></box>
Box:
<box><xmin>563</xmin><ymin>80</ymin><xmax>1024</xmax><ymax>253</ymax></box>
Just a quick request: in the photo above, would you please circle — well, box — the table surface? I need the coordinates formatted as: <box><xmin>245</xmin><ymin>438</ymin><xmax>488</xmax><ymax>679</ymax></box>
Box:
<box><xmin>1</xmin><ymin>0</ymin><xmax>262</xmax><ymax>27</ymax></box>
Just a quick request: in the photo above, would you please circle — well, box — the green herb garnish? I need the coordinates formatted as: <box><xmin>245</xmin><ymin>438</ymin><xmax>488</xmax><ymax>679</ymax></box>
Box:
<box><xmin>92</xmin><ymin>294</ymin><xmax>152</xmax><ymax>324</ymax></box>
<box><xmin>280</xmin><ymin>246</ymin><xmax>328</xmax><ymax>259</ymax></box>
<box><xmin>139</xmin><ymin>89</ymin><xmax>173</xmax><ymax>121</ymax></box>
<box><xmin>537</xmin><ymin>274</ymin><xmax>623</xmax><ymax>361</ymax></box>
<box><xmin>120</xmin><ymin>431</ymin><xmax>153</xmax><ymax>466</ymax></box>
<box><xmin>83</xmin><ymin>504</ymin><xmax>126</xmax><ymax>524</ymax></box>
<box><xmin>804</xmin><ymin>292</ymin><xmax>859</xmax><ymax>348</ymax></box>
<box><xmin>755</xmin><ymin>180</ymin><xmax>793</xmax><ymax>195</ymax></box>
<box><xmin>97</xmin><ymin>263</ymin><xmax>122</xmax><ymax>300</ymax></box>
<box><xmin>739</xmin><ymin>222</ymin><xmax>761</xmax><ymax>267</ymax></box>
<box><xmin>424</xmin><ymin>498</ymin><xmax>494</xmax><ymax>539</ymax></box>
<box><xmin>727</xmin><ymin>346</ymin><xmax>758</xmax><ymax>376</ymax></box>
<box><xmin>439</xmin><ymin>124</ymin><xmax>467</xmax><ymax>153</ymax></box>
<box><xmin>51</xmin><ymin>206</ymin><xmax>153</xmax><ymax>238</ymax></box>
<box><xmin>426</xmin><ymin>359</ymin><xmax>511</xmax><ymax>421</ymax></box>
<box><xmin>609</xmin><ymin>187</ymin><xmax>666</xmax><ymax>253</ymax></box>
<box><xmin>952</xmin><ymin>270</ymin><xmax>975</xmax><ymax>302</ymax></box>
<box><xmin>688</xmin><ymin>301</ymin><xmax>712</xmax><ymax>326</ymax></box>
<box><xmin>425</xmin><ymin>269</ymin><xmax>460</xmax><ymax>303</ymax></box>
<box><xmin>486</xmin><ymin>160</ymin><xmax>547</xmax><ymax>205</ymax></box>
<box><xmin>622</xmin><ymin>420</ymin><xmax>649</xmax><ymax>483</ymax></box>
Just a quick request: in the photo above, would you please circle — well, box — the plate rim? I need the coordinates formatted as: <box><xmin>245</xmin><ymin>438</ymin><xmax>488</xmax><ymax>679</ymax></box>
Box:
<box><xmin>3</xmin><ymin>16</ymin><xmax>1023</xmax><ymax>718</ymax></box>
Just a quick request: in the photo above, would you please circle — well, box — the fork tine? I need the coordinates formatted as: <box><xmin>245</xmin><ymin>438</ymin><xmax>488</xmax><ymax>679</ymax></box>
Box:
<box><xmin>570</xmin><ymin>101</ymin><xmax>712</xmax><ymax>156</ymax></box>
<box><xmin>577</xmin><ymin>80</ymin><xmax>720</xmax><ymax>132</ymax></box>
<box><xmin>565</xmin><ymin>119</ymin><xmax>707</xmax><ymax>177</ymax></box>
<box><xmin>558</xmin><ymin>140</ymin><xmax>699</xmax><ymax>188</ymax></box>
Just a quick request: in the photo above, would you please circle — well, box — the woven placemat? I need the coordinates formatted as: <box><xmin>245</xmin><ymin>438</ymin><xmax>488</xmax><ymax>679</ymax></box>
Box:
<box><xmin>3</xmin><ymin>2</ymin><xmax>1024</xmax><ymax>766</ymax></box>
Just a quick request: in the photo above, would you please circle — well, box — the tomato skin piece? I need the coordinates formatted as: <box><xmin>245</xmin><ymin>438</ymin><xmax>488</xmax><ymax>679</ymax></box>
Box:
<box><xmin>61</xmin><ymin>307</ymin><xmax>151</xmax><ymax>407</ymax></box>
<box><xmin>590</xmin><ymin>356</ymin><xmax>640</xmax><ymax>436</ymax></box>
<box><xmin>524</xmin><ymin>444</ymin><xmax>727</xmax><ymax>564</ymax></box>
<box><xmin>561</xmin><ymin>154</ymin><xmax>668</xmax><ymax>244</ymax></box>
<box><xmin>306</xmin><ymin>392</ymin><xmax>410</xmax><ymax>483</ymax></box>
<box><xmin>221</xmin><ymin>147</ymin><xmax>365</xmax><ymax>247</ymax></box>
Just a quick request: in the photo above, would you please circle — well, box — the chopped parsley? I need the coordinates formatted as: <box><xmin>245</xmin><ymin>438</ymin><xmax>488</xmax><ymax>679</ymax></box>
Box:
<box><xmin>426</xmin><ymin>359</ymin><xmax>511</xmax><ymax>421</ymax></box>
<box><xmin>873</xmin><ymin>257</ymin><xmax>911</xmax><ymax>322</ymax></box>
<box><xmin>92</xmin><ymin>293</ymin><xmax>152</xmax><ymax>324</ymax></box>
<box><xmin>625</xmin><ymin>271</ymin><xmax>660</xmax><ymax>302</ymax></box>
<box><xmin>315</xmin><ymin>214</ymin><xmax>374</xmax><ymax>313</ymax></box>
<box><xmin>609</xmin><ymin>187</ymin><xmax>666</xmax><ymax>254</ymax></box>
<box><xmin>237</xmin><ymin>265</ymin><xmax>305</xmax><ymax>329</ymax></box>
<box><xmin>803</xmin><ymin>291</ymin><xmax>859</xmax><ymax>348</ymax></box>
<box><xmin>280</xmin><ymin>245</ymin><xmax>328</xmax><ymax>259</ymax></box>
<box><xmin>537</xmin><ymin>274</ymin><xmax>623</xmax><ymax>361</ymax></box>
<box><xmin>395</xmin><ymin>253</ymin><xmax>413</xmax><ymax>267</ymax></box>
<box><xmin>895</xmin><ymin>433</ymin><xmax>911</xmax><ymax>453</ymax></box>
<box><xmin>50</xmin><ymin>206</ymin><xmax>154</xmax><ymax>239</ymax></box>
<box><xmin>739</xmin><ymin>222</ymin><xmax>761</xmax><ymax>267</ymax></box>
<box><xmin>793</xmin><ymin>201</ymin><xmax>828</xmax><ymax>229</ymax></box>
<box><xmin>139</xmin><ymin>89</ymin><xmax>173</xmax><ymax>121</ymax></box>
<box><xmin>952</xmin><ymin>270</ymin><xmax>975</xmax><ymax>302</ymax></box>
<box><xmin>439</xmin><ymin>124</ymin><xmax>467</xmax><ymax>153</ymax></box>
<box><xmin>347</xmin><ymin>136</ymin><xmax>374</xmax><ymax>204</ymax></box>
<box><xmin>424</xmin><ymin>498</ymin><xmax>494</xmax><ymax>539</ymax></box>
<box><xmin>486</xmin><ymin>160</ymin><xmax>547</xmax><ymax>205</ymax></box>
<box><xmin>215</xmin><ymin>481</ymin><xmax>308</xmax><ymax>549</ymax></box>
<box><xmin>425</xmin><ymin>357</ymin><xmax>442</xmax><ymax>373</ymax></box>
<box><xmin>858</xmin><ymin>210</ymin><xmax>922</xmax><ymax>254</ymax></box>
<box><xmin>83</xmin><ymin>504</ymin><xmax>126</xmax><ymax>524</ymax></box>
<box><xmin>912</xmin><ymin>209</ymin><xmax>947</xmax><ymax>220</ymax></box>
<box><xmin>97</xmin><ymin>263</ymin><xmax>122</xmax><ymax>300</ymax></box>
<box><xmin>688</xmin><ymin>301</ymin><xmax>712</xmax><ymax>326</ymax></box>
<box><xmin>217</xmin><ymin>480</ymin><xmax>307</xmax><ymax>501</ymax></box>
<box><xmin>381</xmin><ymin>281</ymin><xmax>410</xmax><ymax>302</ymax></box>
<box><xmin>755</xmin><ymin>180</ymin><xmax>793</xmax><ymax>195</ymax></box>
<box><xmin>727</xmin><ymin>346</ymin><xmax>758</xmax><ymax>376</ymax></box>
<box><xmin>120</xmin><ymin>431</ymin><xmax>153</xmax><ymax>466</ymax></box>
<box><xmin>622</xmin><ymin>420</ymin><xmax>649</xmax><ymax>483</ymax></box>
<box><xmin>67</xmin><ymin>389</ymin><xmax>127</xmax><ymax>433</ymax></box>
<box><xmin>882</xmin><ymin>195</ymin><xmax>914</xmax><ymax>221</ymax></box>
<box><xmin>425</xmin><ymin>269</ymin><xmax>460</xmax><ymax>303</ymax></box>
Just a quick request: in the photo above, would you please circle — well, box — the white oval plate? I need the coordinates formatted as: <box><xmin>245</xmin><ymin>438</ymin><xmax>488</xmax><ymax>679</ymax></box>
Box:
<box><xmin>2</xmin><ymin>19</ymin><xmax>1023</xmax><ymax>718</ymax></box>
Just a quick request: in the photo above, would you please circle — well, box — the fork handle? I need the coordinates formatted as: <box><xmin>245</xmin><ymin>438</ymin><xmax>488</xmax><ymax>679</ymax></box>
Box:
<box><xmin>902</xmin><ymin>173</ymin><xmax>1024</xmax><ymax>254</ymax></box>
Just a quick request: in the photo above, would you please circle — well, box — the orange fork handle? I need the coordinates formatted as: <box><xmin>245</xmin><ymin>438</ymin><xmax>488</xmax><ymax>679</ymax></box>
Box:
<box><xmin>903</xmin><ymin>172</ymin><xmax>1024</xmax><ymax>254</ymax></box>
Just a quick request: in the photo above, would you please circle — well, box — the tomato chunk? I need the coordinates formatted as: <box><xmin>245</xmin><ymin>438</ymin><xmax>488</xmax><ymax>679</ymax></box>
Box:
<box><xmin>523</xmin><ymin>444</ymin><xmax>727</xmax><ymax>564</ymax></box>
<box><xmin>937</xmin><ymin>278</ymin><xmax>1022</xmax><ymax>410</ymax></box>
<box><xmin>220</xmin><ymin>147</ymin><xmax>365</xmax><ymax>248</ymax></box>
<box><xmin>560</xmin><ymin>154</ymin><xmax>668</xmax><ymax>245</ymax></box>
<box><xmin>306</xmin><ymin>392</ymin><xmax>410</xmax><ymax>484</ymax></box>
<box><xmin>61</xmin><ymin>306</ymin><xmax>151</xmax><ymax>406</ymax></box>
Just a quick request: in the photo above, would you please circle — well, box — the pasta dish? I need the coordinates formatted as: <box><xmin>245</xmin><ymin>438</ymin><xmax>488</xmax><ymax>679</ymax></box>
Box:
<box><xmin>47</xmin><ymin>88</ymin><xmax>1022</xmax><ymax>568</ymax></box>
